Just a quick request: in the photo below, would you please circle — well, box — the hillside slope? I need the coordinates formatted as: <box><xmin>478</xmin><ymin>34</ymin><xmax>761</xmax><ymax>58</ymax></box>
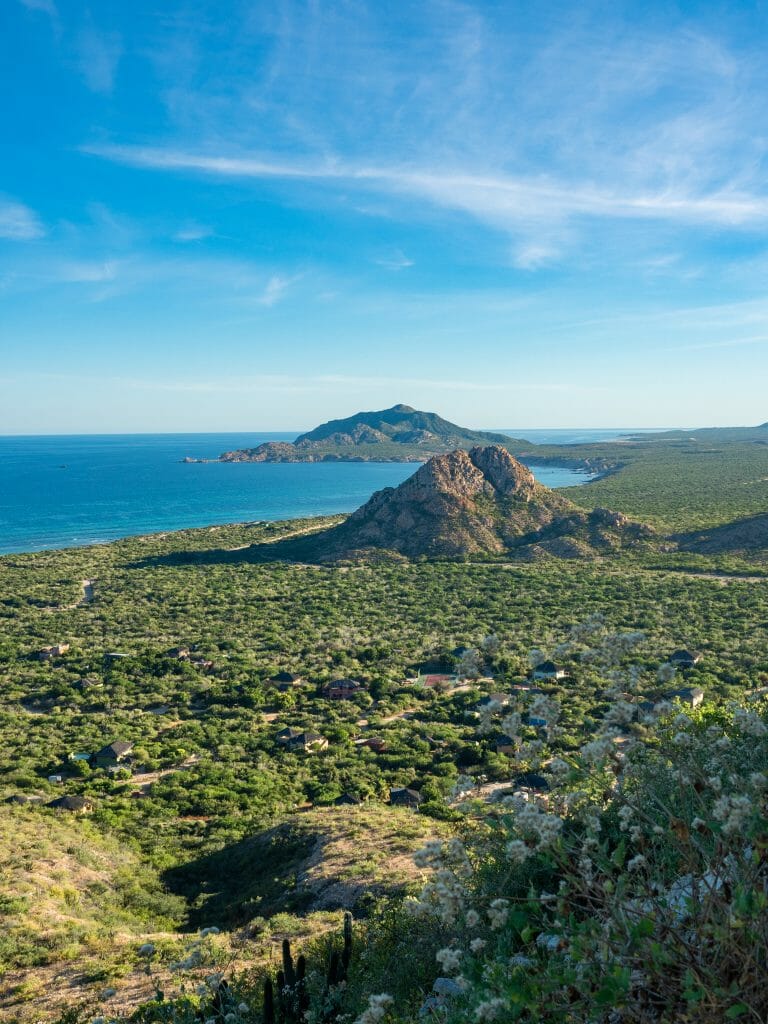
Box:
<box><xmin>219</xmin><ymin>405</ymin><xmax>519</xmax><ymax>463</ymax></box>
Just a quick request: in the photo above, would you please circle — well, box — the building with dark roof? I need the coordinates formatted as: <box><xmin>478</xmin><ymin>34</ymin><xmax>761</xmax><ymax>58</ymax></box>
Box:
<box><xmin>532</xmin><ymin>661</ymin><xmax>566</xmax><ymax>681</ymax></box>
<box><xmin>90</xmin><ymin>740</ymin><xmax>133</xmax><ymax>768</ymax></box>
<box><xmin>669</xmin><ymin>650</ymin><xmax>702</xmax><ymax>668</ymax></box>
<box><xmin>667</xmin><ymin>686</ymin><xmax>705</xmax><ymax>708</ymax></box>
<box><xmin>322</xmin><ymin>678</ymin><xmax>364</xmax><ymax>700</ymax></box>
<box><xmin>390</xmin><ymin>786</ymin><xmax>423</xmax><ymax>808</ymax></box>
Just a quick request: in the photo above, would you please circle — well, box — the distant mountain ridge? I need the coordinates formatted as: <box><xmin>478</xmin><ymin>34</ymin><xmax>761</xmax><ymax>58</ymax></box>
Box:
<box><xmin>294</xmin><ymin>404</ymin><xmax>512</xmax><ymax>447</ymax></box>
<box><xmin>273</xmin><ymin>445</ymin><xmax>654</xmax><ymax>562</ymax></box>
<box><xmin>219</xmin><ymin>404</ymin><xmax>518</xmax><ymax>463</ymax></box>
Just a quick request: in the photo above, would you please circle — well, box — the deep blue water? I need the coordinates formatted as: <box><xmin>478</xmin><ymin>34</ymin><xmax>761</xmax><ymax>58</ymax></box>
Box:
<box><xmin>0</xmin><ymin>433</ymin><xmax>596</xmax><ymax>555</ymax></box>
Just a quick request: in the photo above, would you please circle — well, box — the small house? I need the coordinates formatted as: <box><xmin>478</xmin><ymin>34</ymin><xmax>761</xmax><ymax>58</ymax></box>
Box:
<box><xmin>495</xmin><ymin>734</ymin><xmax>516</xmax><ymax>755</ymax></box>
<box><xmin>47</xmin><ymin>795</ymin><xmax>93</xmax><ymax>814</ymax></box>
<box><xmin>667</xmin><ymin>686</ymin><xmax>705</xmax><ymax>708</ymax></box>
<box><xmin>90</xmin><ymin>740</ymin><xmax>133</xmax><ymax>769</ymax></box>
<box><xmin>267</xmin><ymin>671</ymin><xmax>303</xmax><ymax>691</ymax></box>
<box><xmin>669</xmin><ymin>650</ymin><xmax>702</xmax><ymax>669</ymax></box>
<box><xmin>322</xmin><ymin>678</ymin><xmax>364</xmax><ymax>700</ymax></box>
<box><xmin>511</xmin><ymin>683</ymin><xmax>544</xmax><ymax>694</ymax></box>
<box><xmin>192</xmin><ymin>658</ymin><xmax>215</xmax><ymax>672</ymax></box>
<box><xmin>293</xmin><ymin>731</ymin><xmax>328</xmax><ymax>753</ymax></box>
<box><xmin>335</xmin><ymin>792</ymin><xmax>362</xmax><ymax>806</ymax></box>
<box><xmin>37</xmin><ymin>643</ymin><xmax>70</xmax><ymax>661</ymax></box>
<box><xmin>276</xmin><ymin>728</ymin><xmax>328</xmax><ymax>752</ymax></box>
<box><xmin>168</xmin><ymin>646</ymin><xmax>190</xmax><ymax>661</ymax></box>
<box><xmin>514</xmin><ymin>772</ymin><xmax>550</xmax><ymax>794</ymax></box>
<box><xmin>532</xmin><ymin>661</ymin><xmax>566</xmax><ymax>681</ymax></box>
<box><xmin>276</xmin><ymin>727</ymin><xmax>303</xmax><ymax>746</ymax></box>
<box><xmin>390</xmin><ymin>786</ymin><xmax>423</xmax><ymax>808</ymax></box>
<box><xmin>47</xmin><ymin>774</ymin><xmax>63</xmax><ymax>784</ymax></box>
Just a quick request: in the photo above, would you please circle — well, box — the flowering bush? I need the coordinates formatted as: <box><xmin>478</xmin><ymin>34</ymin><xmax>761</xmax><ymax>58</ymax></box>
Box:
<box><xmin>404</xmin><ymin>628</ymin><xmax>768</xmax><ymax>1023</ymax></box>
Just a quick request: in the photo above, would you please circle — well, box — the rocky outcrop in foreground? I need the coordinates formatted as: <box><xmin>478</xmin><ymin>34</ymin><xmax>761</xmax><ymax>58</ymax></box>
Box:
<box><xmin>291</xmin><ymin>445</ymin><xmax>654</xmax><ymax>561</ymax></box>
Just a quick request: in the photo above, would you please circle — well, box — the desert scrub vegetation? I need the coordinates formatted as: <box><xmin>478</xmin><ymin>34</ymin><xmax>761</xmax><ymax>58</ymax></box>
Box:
<box><xmin>57</xmin><ymin>628</ymin><xmax>766</xmax><ymax>1024</ymax></box>
<box><xmin>2</xmin><ymin>515</ymin><xmax>767</xmax><ymax>1019</ymax></box>
<box><xmin>388</xmin><ymin>634</ymin><xmax>768</xmax><ymax>1023</ymax></box>
<box><xmin>75</xmin><ymin>695</ymin><xmax>767</xmax><ymax>1024</ymax></box>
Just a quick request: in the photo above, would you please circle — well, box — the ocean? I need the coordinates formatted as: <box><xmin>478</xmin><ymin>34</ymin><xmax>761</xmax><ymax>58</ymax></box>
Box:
<box><xmin>0</xmin><ymin>432</ymin><xmax>604</xmax><ymax>555</ymax></box>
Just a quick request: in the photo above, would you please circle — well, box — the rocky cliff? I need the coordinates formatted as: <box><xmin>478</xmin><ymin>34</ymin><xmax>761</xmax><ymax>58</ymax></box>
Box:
<box><xmin>295</xmin><ymin>445</ymin><xmax>654</xmax><ymax>561</ymax></box>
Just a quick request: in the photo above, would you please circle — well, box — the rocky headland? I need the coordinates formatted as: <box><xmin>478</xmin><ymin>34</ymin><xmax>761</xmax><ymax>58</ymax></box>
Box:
<box><xmin>215</xmin><ymin>404</ymin><xmax>520</xmax><ymax>463</ymax></box>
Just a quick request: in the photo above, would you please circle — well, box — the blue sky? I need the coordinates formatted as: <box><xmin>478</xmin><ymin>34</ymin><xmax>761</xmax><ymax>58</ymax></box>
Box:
<box><xmin>3</xmin><ymin>0</ymin><xmax>768</xmax><ymax>432</ymax></box>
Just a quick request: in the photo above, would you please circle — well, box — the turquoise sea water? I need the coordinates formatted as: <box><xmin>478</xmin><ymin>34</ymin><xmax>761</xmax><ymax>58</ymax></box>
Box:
<box><xmin>0</xmin><ymin>433</ymin><xmax>597</xmax><ymax>555</ymax></box>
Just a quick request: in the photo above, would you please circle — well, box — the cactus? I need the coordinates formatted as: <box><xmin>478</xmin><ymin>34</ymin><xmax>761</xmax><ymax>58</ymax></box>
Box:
<box><xmin>262</xmin><ymin>914</ymin><xmax>353</xmax><ymax>1024</ymax></box>
<box><xmin>263</xmin><ymin>979</ymin><xmax>275</xmax><ymax>1024</ymax></box>
<box><xmin>318</xmin><ymin>913</ymin><xmax>353</xmax><ymax>1024</ymax></box>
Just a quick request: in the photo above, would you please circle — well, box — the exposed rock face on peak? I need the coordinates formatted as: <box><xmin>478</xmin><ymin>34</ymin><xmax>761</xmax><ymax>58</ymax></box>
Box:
<box><xmin>296</xmin><ymin>445</ymin><xmax>653</xmax><ymax>561</ymax></box>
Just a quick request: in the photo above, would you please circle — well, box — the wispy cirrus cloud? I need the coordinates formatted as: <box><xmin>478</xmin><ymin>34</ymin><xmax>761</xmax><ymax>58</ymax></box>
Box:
<box><xmin>173</xmin><ymin>224</ymin><xmax>213</xmax><ymax>242</ymax></box>
<box><xmin>374</xmin><ymin>250</ymin><xmax>414</xmax><ymax>271</ymax></box>
<box><xmin>83</xmin><ymin>143</ymin><xmax>768</xmax><ymax>233</ymax></box>
<box><xmin>75</xmin><ymin>23</ymin><xmax>122</xmax><ymax>93</ymax></box>
<box><xmin>0</xmin><ymin>197</ymin><xmax>45</xmax><ymax>240</ymax></box>
<box><xmin>5</xmin><ymin>370</ymin><xmax>596</xmax><ymax>396</ymax></box>
<box><xmin>18</xmin><ymin>0</ymin><xmax>57</xmax><ymax>15</ymax></box>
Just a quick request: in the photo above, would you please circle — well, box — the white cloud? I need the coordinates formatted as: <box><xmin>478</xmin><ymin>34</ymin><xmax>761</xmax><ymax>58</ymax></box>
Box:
<box><xmin>173</xmin><ymin>224</ymin><xmax>213</xmax><ymax>242</ymax></box>
<box><xmin>76</xmin><ymin>25</ymin><xmax>122</xmax><ymax>94</ymax></box>
<box><xmin>9</xmin><ymin>371</ymin><xmax>593</xmax><ymax>396</ymax></box>
<box><xmin>512</xmin><ymin>243</ymin><xmax>561</xmax><ymax>270</ymax></box>
<box><xmin>58</xmin><ymin>261</ymin><xmax>118</xmax><ymax>283</ymax></box>
<box><xmin>0</xmin><ymin>197</ymin><xmax>45</xmax><ymax>240</ymax></box>
<box><xmin>18</xmin><ymin>0</ymin><xmax>57</xmax><ymax>15</ymax></box>
<box><xmin>84</xmin><ymin>143</ymin><xmax>768</xmax><ymax>233</ymax></box>
<box><xmin>253</xmin><ymin>275</ymin><xmax>291</xmax><ymax>306</ymax></box>
<box><xmin>374</xmin><ymin>250</ymin><xmax>414</xmax><ymax>271</ymax></box>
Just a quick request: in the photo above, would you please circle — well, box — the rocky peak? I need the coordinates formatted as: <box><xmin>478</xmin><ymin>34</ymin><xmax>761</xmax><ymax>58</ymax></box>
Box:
<box><xmin>468</xmin><ymin>445</ymin><xmax>537</xmax><ymax>498</ymax></box>
<box><xmin>257</xmin><ymin>445</ymin><xmax>655</xmax><ymax>562</ymax></box>
<box><xmin>392</xmin><ymin>446</ymin><xmax>537</xmax><ymax>505</ymax></box>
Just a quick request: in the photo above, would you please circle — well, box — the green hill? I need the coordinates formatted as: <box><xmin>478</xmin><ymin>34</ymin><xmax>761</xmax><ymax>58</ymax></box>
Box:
<box><xmin>218</xmin><ymin>404</ymin><xmax>520</xmax><ymax>463</ymax></box>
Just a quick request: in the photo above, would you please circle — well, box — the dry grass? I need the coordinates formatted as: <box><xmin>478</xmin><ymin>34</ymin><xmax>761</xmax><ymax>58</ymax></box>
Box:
<box><xmin>0</xmin><ymin>804</ymin><xmax>451</xmax><ymax>1022</ymax></box>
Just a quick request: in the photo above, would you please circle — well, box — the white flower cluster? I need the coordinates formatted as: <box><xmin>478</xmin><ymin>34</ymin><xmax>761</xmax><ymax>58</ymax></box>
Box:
<box><xmin>353</xmin><ymin>993</ymin><xmax>393</xmax><ymax>1024</ymax></box>
<box><xmin>477</xmin><ymin>701</ymin><xmax>501</xmax><ymax>735</ymax></box>
<box><xmin>474</xmin><ymin>997</ymin><xmax>508</xmax><ymax>1021</ymax></box>
<box><xmin>579</xmin><ymin>735</ymin><xmax>615</xmax><ymax>764</ymax></box>
<box><xmin>168</xmin><ymin>926</ymin><xmax>221</xmax><ymax>972</ymax></box>
<box><xmin>436</xmin><ymin>946</ymin><xmax>462</xmax><ymax>973</ymax></box>
<box><xmin>487</xmin><ymin>898</ymin><xmax>510</xmax><ymax>930</ymax></box>
<box><xmin>733</xmin><ymin>708</ymin><xmax>768</xmax><ymax>737</ymax></box>
<box><xmin>712</xmin><ymin>793</ymin><xmax>753</xmax><ymax>835</ymax></box>
<box><xmin>413</xmin><ymin>838</ymin><xmax>473</xmax><ymax>923</ymax></box>
<box><xmin>603</xmin><ymin>700</ymin><xmax>637</xmax><ymax>729</ymax></box>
